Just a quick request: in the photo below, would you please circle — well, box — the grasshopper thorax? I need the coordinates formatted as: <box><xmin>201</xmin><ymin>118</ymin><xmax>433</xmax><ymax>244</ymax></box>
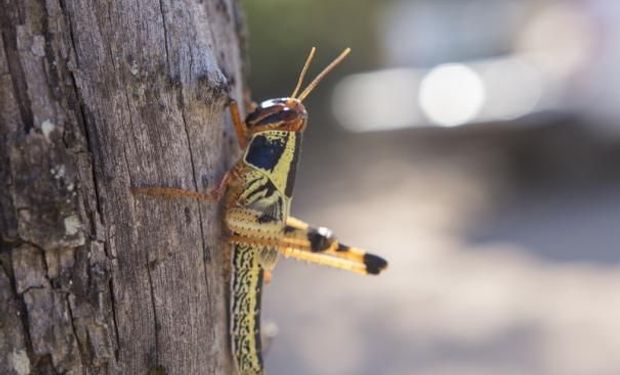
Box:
<box><xmin>245</xmin><ymin>98</ymin><xmax>308</xmax><ymax>134</ymax></box>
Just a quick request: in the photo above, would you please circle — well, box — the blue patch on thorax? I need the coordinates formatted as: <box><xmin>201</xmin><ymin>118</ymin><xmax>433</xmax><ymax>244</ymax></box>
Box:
<box><xmin>245</xmin><ymin>134</ymin><xmax>287</xmax><ymax>171</ymax></box>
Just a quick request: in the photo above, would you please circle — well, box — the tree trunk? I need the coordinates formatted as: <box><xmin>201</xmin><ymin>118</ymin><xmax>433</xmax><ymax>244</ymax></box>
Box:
<box><xmin>0</xmin><ymin>0</ymin><xmax>245</xmax><ymax>373</ymax></box>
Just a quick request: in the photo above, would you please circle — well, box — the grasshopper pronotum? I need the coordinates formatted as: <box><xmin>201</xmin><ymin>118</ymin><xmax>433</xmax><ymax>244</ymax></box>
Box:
<box><xmin>133</xmin><ymin>48</ymin><xmax>388</xmax><ymax>375</ymax></box>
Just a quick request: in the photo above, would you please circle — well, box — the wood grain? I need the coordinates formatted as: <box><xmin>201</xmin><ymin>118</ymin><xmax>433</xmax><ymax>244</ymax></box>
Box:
<box><xmin>0</xmin><ymin>0</ymin><xmax>245</xmax><ymax>373</ymax></box>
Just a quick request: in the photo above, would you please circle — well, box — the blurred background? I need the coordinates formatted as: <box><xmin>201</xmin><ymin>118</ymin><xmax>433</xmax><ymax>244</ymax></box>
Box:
<box><xmin>241</xmin><ymin>0</ymin><xmax>620</xmax><ymax>374</ymax></box>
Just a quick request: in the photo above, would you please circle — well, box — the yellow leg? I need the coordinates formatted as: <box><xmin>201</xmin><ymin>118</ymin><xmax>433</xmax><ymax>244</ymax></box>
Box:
<box><xmin>285</xmin><ymin>216</ymin><xmax>387</xmax><ymax>273</ymax></box>
<box><xmin>279</xmin><ymin>245</ymin><xmax>368</xmax><ymax>275</ymax></box>
<box><xmin>228</xmin><ymin>235</ymin><xmax>385</xmax><ymax>275</ymax></box>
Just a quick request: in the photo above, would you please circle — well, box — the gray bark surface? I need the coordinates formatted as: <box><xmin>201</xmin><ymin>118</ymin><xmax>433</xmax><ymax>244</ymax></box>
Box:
<box><xmin>0</xmin><ymin>0</ymin><xmax>245</xmax><ymax>373</ymax></box>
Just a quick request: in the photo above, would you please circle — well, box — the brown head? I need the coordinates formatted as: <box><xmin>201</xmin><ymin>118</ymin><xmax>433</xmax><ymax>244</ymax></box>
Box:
<box><xmin>244</xmin><ymin>47</ymin><xmax>351</xmax><ymax>135</ymax></box>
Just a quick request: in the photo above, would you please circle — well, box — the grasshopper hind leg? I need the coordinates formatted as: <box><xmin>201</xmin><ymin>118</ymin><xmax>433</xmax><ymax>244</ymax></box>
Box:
<box><xmin>284</xmin><ymin>216</ymin><xmax>388</xmax><ymax>275</ymax></box>
<box><xmin>229</xmin><ymin>225</ymin><xmax>388</xmax><ymax>276</ymax></box>
<box><xmin>333</xmin><ymin>243</ymin><xmax>387</xmax><ymax>275</ymax></box>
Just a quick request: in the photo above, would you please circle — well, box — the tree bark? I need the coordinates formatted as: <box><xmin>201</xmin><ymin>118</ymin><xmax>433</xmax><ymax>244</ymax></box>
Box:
<box><xmin>0</xmin><ymin>0</ymin><xmax>245</xmax><ymax>373</ymax></box>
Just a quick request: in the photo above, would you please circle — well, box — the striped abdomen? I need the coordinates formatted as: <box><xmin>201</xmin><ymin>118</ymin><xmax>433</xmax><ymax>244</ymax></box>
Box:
<box><xmin>230</xmin><ymin>243</ymin><xmax>264</xmax><ymax>375</ymax></box>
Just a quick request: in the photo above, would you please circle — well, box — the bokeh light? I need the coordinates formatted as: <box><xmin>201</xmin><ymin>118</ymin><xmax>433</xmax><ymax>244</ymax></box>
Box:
<box><xmin>419</xmin><ymin>64</ymin><xmax>485</xmax><ymax>127</ymax></box>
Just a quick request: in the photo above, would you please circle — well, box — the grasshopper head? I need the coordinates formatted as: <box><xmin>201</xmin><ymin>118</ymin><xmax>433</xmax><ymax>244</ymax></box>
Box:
<box><xmin>245</xmin><ymin>98</ymin><xmax>308</xmax><ymax>133</ymax></box>
<box><xmin>244</xmin><ymin>47</ymin><xmax>350</xmax><ymax>135</ymax></box>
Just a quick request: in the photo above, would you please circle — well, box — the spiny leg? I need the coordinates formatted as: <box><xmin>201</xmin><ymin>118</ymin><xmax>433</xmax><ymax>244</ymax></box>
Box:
<box><xmin>224</xmin><ymin>206</ymin><xmax>284</xmax><ymax>284</ymax></box>
<box><xmin>130</xmin><ymin>186</ymin><xmax>216</xmax><ymax>202</ymax></box>
<box><xmin>225</xmin><ymin>207</ymin><xmax>285</xmax><ymax>238</ymax></box>
<box><xmin>131</xmin><ymin>169</ymin><xmax>236</xmax><ymax>202</ymax></box>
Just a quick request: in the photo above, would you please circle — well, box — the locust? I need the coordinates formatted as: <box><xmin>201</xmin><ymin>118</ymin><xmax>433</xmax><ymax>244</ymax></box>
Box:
<box><xmin>133</xmin><ymin>47</ymin><xmax>388</xmax><ymax>375</ymax></box>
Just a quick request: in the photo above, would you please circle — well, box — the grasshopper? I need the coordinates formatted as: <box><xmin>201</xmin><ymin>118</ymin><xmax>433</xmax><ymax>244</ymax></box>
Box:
<box><xmin>133</xmin><ymin>47</ymin><xmax>388</xmax><ymax>375</ymax></box>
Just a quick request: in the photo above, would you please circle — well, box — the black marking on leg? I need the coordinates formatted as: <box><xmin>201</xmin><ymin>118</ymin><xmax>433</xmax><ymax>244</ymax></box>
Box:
<box><xmin>336</xmin><ymin>243</ymin><xmax>350</xmax><ymax>252</ymax></box>
<box><xmin>363</xmin><ymin>253</ymin><xmax>388</xmax><ymax>275</ymax></box>
<box><xmin>307</xmin><ymin>226</ymin><xmax>333</xmax><ymax>252</ymax></box>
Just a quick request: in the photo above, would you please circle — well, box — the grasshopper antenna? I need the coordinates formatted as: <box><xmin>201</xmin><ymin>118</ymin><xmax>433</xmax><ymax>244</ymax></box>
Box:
<box><xmin>291</xmin><ymin>47</ymin><xmax>317</xmax><ymax>98</ymax></box>
<box><xmin>297</xmin><ymin>47</ymin><xmax>351</xmax><ymax>102</ymax></box>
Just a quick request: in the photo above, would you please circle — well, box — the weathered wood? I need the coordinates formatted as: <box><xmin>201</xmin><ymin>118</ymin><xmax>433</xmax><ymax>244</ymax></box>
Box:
<box><xmin>0</xmin><ymin>0</ymin><xmax>245</xmax><ymax>373</ymax></box>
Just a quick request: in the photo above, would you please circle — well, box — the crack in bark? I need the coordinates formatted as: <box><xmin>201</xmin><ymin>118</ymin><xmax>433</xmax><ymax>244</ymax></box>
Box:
<box><xmin>158</xmin><ymin>0</ymin><xmax>171</xmax><ymax>69</ymax></box>
<box><xmin>58</xmin><ymin>0</ymin><xmax>109</xmax><ymax>251</ymax></box>
<box><xmin>58</xmin><ymin>0</ymin><xmax>80</xmax><ymax>69</ymax></box>
<box><xmin>38</xmin><ymin>0</ymin><xmax>62</xmax><ymax>104</ymax></box>
<box><xmin>177</xmin><ymin>89</ymin><xmax>213</xmax><ymax>313</ymax></box>
<box><xmin>146</xmin><ymin>257</ymin><xmax>160</xmax><ymax>366</ymax></box>
<box><xmin>65</xmin><ymin>293</ymin><xmax>86</xmax><ymax>367</ymax></box>
<box><xmin>179</xmin><ymin>101</ymin><xmax>207</xmax><ymax>233</ymax></box>
<box><xmin>0</xmin><ymin>8</ymin><xmax>35</xmax><ymax>133</ymax></box>
<box><xmin>58</xmin><ymin>0</ymin><xmax>106</xmax><ymax>228</ymax></box>
<box><xmin>107</xmin><ymin>278</ymin><xmax>121</xmax><ymax>361</ymax></box>
<box><xmin>80</xmin><ymin>107</ymin><xmax>107</xmax><ymax>232</ymax></box>
<box><xmin>3</xmin><ymin>252</ymin><xmax>37</xmax><ymax>368</ymax></box>
<box><xmin>104</xmin><ymin>3</ymin><xmax>118</xmax><ymax>73</ymax></box>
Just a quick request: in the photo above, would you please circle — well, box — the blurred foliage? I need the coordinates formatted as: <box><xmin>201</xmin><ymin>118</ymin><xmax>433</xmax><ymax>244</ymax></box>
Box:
<box><xmin>241</xmin><ymin>0</ymin><xmax>385</xmax><ymax>102</ymax></box>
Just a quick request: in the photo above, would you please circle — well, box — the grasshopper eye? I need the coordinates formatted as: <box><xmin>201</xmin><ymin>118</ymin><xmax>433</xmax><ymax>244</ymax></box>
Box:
<box><xmin>245</xmin><ymin>99</ymin><xmax>285</xmax><ymax>125</ymax></box>
<box><xmin>245</xmin><ymin>99</ymin><xmax>308</xmax><ymax>132</ymax></box>
<box><xmin>258</xmin><ymin>109</ymin><xmax>299</xmax><ymax>125</ymax></box>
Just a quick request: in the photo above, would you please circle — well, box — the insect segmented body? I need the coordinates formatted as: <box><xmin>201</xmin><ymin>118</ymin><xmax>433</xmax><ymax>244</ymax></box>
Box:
<box><xmin>133</xmin><ymin>48</ymin><xmax>388</xmax><ymax>375</ymax></box>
